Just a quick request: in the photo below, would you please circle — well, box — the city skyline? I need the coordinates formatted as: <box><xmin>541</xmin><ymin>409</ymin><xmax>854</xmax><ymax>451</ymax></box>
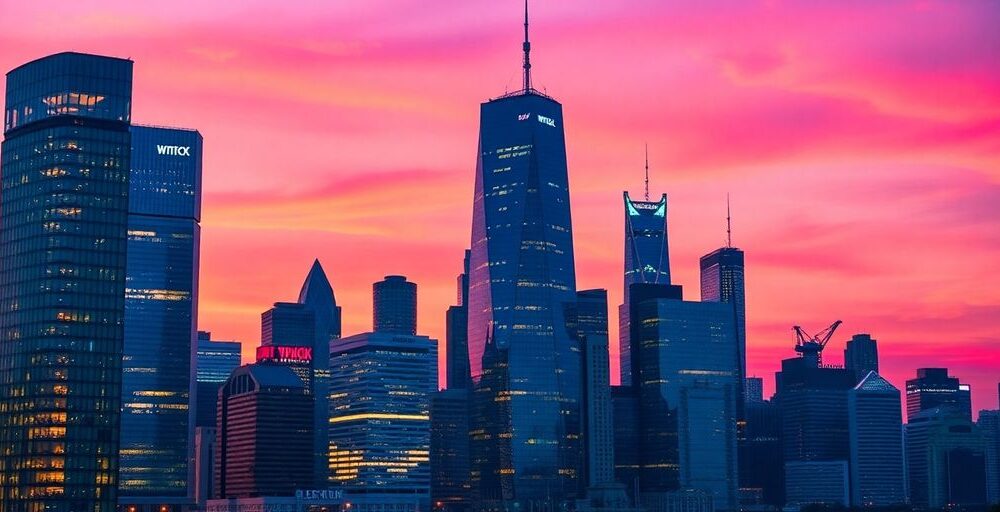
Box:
<box><xmin>1</xmin><ymin>1</ymin><xmax>998</xmax><ymax>412</ymax></box>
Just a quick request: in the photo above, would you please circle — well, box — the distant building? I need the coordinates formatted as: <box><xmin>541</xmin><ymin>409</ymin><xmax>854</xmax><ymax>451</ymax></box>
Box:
<box><xmin>976</xmin><ymin>409</ymin><xmax>1000</xmax><ymax>504</ymax></box>
<box><xmin>612</xmin><ymin>385</ymin><xmax>641</xmax><ymax>498</ymax></box>
<box><xmin>848</xmin><ymin>372</ymin><xmax>905</xmax><ymax>507</ymax></box>
<box><xmin>373</xmin><ymin>275</ymin><xmax>417</xmax><ymax>335</ymax></box>
<box><xmin>905</xmin><ymin>407</ymin><xmax>990</xmax><ymax>508</ymax></box>
<box><xmin>906</xmin><ymin>368</ymin><xmax>972</xmax><ymax>422</ymax></box>
<box><xmin>119</xmin><ymin>124</ymin><xmax>203</xmax><ymax>510</ymax></box>
<box><xmin>784</xmin><ymin>461</ymin><xmax>849</xmax><ymax>507</ymax></box>
<box><xmin>328</xmin><ymin>331</ymin><xmax>437</xmax><ymax>500</ymax></box>
<box><xmin>699</xmin><ymin>246</ymin><xmax>746</xmax><ymax>407</ymax></box>
<box><xmin>431</xmin><ymin>389</ymin><xmax>472</xmax><ymax>512</ymax></box>
<box><xmin>195</xmin><ymin>331</ymin><xmax>242</xmax><ymax>428</ymax></box>
<box><xmin>446</xmin><ymin>252</ymin><xmax>472</xmax><ymax>390</ymax></box>
<box><xmin>193</xmin><ymin>426</ymin><xmax>216</xmax><ymax>508</ymax></box>
<box><xmin>744</xmin><ymin>377</ymin><xmax>764</xmax><ymax>403</ymax></box>
<box><xmin>738</xmin><ymin>399</ymin><xmax>783</xmax><ymax>508</ymax></box>
<box><xmin>214</xmin><ymin>364</ymin><xmax>314</xmax><ymax>498</ymax></box>
<box><xmin>844</xmin><ymin>334</ymin><xmax>879</xmax><ymax>383</ymax></box>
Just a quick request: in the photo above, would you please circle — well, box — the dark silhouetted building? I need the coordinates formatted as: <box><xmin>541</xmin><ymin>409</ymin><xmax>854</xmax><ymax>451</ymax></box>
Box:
<box><xmin>465</xmin><ymin>9</ymin><xmax>583</xmax><ymax>507</ymax></box>
<box><xmin>328</xmin><ymin>331</ymin><xmax>437</xmax><ymax>500</ymax></box>
<box><xmin>620</xmin><ymin>192</ymin><xmax>670</xmax><ymax>387</ymax></box>
<box><xmin>214</xmin><ymin>364</ymin><xmax>313</xmax><ymax>498</ymax></box>
<box><xmin>0</xmin><ymin>52</ymin><xmax>133</xmax><ymax>512</ymax></box>
<box><xmin>905</xmin><ymin>407</ymin><xmax>990</xmax><ymax>508</ymax></box>
<box><xmin>374</xmin><ymin>275</ymin><xmax>417</xmax><ymax>335</ymax></box>
<box><xmin>906</xmin><ymin>368</ymin><xmax>972</xmax><ymax>422</ymax></box>
<box><xmin>784</xmin><ymin>461</ymin><xmax>849</xmax><ymax>507</ymax></box>
<box><xmin>844</xmin><ymin>334</ymin><xmax>879</xmax><ymax>383</ymax></box>
<box><xmin>745</xmin><ymin>377</ymin><xmax>764</xmax><ymax>403</ymax></box>
<box><xmin>848</xmin><ymin>371</ymin><xmax>905</xmax><ymax>507</ymax></box>
<box><xmin>739</xmin><ymin>398</ymin><xmax>783</xmax><ymax>508</ymax></box>
<box><xmin>976</xmin><ymin>409</ymin><xmax>1000</xmax><ymax>503</ymax></box>
<box><xmin>118</xmin><ymin>125</ymin><xmax>202</xmax><ymax>510</ymax></box>
<box><xmin>446</xmin><ymin>252</ymin><xmax>472</xmax><ymax>390</ymax></box>
<box><xmin>431</xmin><ymin>389</ymin><xmax>472</xmax><ymax>512</ymax></box>
<box><xmin>195</xmin><ymin>331</ymin><xmax>242</xmax><ymax>428</ymax></box>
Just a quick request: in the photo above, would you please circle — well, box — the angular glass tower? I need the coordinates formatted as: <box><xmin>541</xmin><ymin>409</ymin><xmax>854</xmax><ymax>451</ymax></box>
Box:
<box><xmin>0</xmin><ymin>52</ymin><xmax>133</xmax><ymax>512</ymax></box>
<box><xmin>466</xmin><ymin>7</ymin><xmax>582</xmax><ymax>505</ymax></box>
<box><xmin>619</xmin><ymin>191</ymin><xmax>669</xmax><ymax>386</ymax></box>
<box><xmin>119</xmin><ymin>125</ymin><xmax>202</xmax><ymax>507</ymax></box>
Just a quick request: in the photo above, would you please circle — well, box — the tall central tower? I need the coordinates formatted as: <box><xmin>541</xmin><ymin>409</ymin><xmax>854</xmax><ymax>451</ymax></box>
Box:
<box><xmin>467</xmin><ymin>3</ymin><xmax>582</xmax><ymax>506</ymax></box>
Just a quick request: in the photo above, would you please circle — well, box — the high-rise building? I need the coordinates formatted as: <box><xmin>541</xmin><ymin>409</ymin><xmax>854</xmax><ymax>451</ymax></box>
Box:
<box><xmin>193</xmin><ymin>426</ymin><xmax>215</xmax><ymax>509</ymax></box>
<box><xmin>774</xmin><ymin>355</ymin><xmax>855</xmax><ymax>507</ymax></box>
<box><xmin>906</xmin><ymin>368</ymin><xmax>973</xmax><ymax>423</ymax></box>
<box><xmin>466</xmin><ymin>6</ymin><xmax>582</xmax><ymax>507</ymax></box>
<box><xmin>431</xmin><ymin>389</ymin><xmax>472</xmax><ymax>512</ymax></box>
<box><xmin>214</xmin><ymin>364</ymin><xmax>314</xmax><ymax>498</ymax></box>
<box><xmin>328</xmin><ymin>331</ymin><xmax>437</xmax><ymax>498</ymax></box>
<box><xmin>118</xmin><ymin>125</ymin><xmax>202</xmax><ymax>510</ymax></box>
<box><xmin>0</xmin><ymin>52</ymin><xmax>133</xmax><ymax>512</ymax></box>
<box><xmin>446</xmin><ymin>251</ymin><xmax>472</xmax><ymax>390</ymax></box>
<box><xmin>620</xmin><ymin>190</ymin><xmax>670</xmax><ymax>387</ymax></box>
<box><xmin>745</xmin><ymin>377</ymin><xmax>764</xmax><ymax>403</ymax></box>
<box><xmin>699</xmin><ymin>245</ymin><xmax>746</xmax><ymax>406</ymax></box>
<box><xmin>194</xmin><ymin>331</ymin><xmax>242</xmax><ymax>428</ymax></box>
<box><xmin>296</xmin><ymin>259</ymin><xmax>341</xmax><ymax>485</ymax></box>
<box><xmin>629</xmin><ymin>288</ymin><xmax>740</xmax><ymax>510</ymax></box>
<box><xmin>612</xmin><ymin>385</ymin><xmax>641</xmax><ymax>499</ymax></box>
<box><xmin>373</xmin><ymin>275</ymin><xmax>417</xmax><ymax>335</ymax></box>
<box><xmin>738</xmin><ymin>398</ymin><xmax>783</xmax><ymax>508</ymax></box>
<box><xmin>905</xmin><ymin>407</ymin><xmax>990</xmax><ymax>508</ymax></box>
<box><xmin>847</xmin><ymin>371</ymin><xmax>905</xmax><ymax>507</ymax></box>
<box><xmin>784</xmin><ymin>461</ymin><xmax>849</xmax><ymax>507</ymax></box>
<box><xmin>844</xmin><ymin>334</ymin><xmax>879</xmax><ymax>383</ymax></box>
<box><xmin>575</xmin><ymin>290</ymin><xmax>631</xmax><ymax>511</ymax></box>
<box><xmin>976</xmin><ymin>409</ymin><xmax>1000</xmax><ymax>504</ymax></box>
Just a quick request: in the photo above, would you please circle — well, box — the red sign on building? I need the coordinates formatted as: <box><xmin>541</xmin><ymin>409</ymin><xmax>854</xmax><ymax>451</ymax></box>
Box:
<box><xmin>256</xmin><ymin>345</ymin><xmax>313</xmax><ymax>364</ymax></box>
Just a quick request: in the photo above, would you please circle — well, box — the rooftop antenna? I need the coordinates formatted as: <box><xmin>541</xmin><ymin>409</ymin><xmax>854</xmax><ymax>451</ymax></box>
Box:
<box><xmin>644</xmin><ymin>144</ymin><xmax>650</xmax><ymax>201</ymax></box>
<box><xmin>522</xmin><ymin>0</ymin><xmax>532</xmax><ymax>92</ymax></box>
<box><xmin>726</xmin><ymin>193</ymin><xmax>732</xmax><ymax>248</ymax></box>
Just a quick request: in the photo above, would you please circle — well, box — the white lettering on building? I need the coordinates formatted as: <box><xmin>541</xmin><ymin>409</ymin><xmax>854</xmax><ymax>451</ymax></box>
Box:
<box><xmin>156</xmin><ymin>145</ymin><xmax>191</xmax><ymax>156</ymax></box>
<box><xmin>537</xmin><ymin>114</ymin><xmax>556</xmax><ymax>127</ymax></box>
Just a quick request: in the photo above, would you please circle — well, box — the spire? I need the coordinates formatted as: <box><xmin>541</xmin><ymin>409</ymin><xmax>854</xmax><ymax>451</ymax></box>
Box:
<box><xmin>522</xmin><ymin>0</ymin><xmax>532</xmax><ymax>92</ymax></box>
<box><xmin>726</xmin><ymin>194</ymin><xmax>732</xmax><ymax>248</ymax></box>
<box><xmin>644</xmin><ymin>144</ymin><xmax>650</xmax><ymax>201</ymax></box>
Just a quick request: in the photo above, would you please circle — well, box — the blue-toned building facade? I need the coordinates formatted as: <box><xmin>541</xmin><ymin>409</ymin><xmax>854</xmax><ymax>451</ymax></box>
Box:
<box><xmin>467</xmin><ymin>89</ymin><xmax>582</xmax><ymax>506</ymax></box>
<box><xmin>0</xmin><ymin>52</ymin><xmax>133</xmax><ymax>512</ymax></box>
<box><xmin>620</xmin><ymin>192</ymin><xmax>669</xmax><ymax>387</ymax></box>
<box><xmin>195</xmin><ymin>331</ymin><xmax>242</xmax><ymax>428</ymax></box>
<box><xmin>118</xmin><ymin>125</ymin><xmax>202</xmax><ymax>508</ymax></box>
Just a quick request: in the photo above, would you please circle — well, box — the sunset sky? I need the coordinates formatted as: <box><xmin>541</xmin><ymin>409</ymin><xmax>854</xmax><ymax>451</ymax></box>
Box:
<box><xmin>2</xmin><ymin>1</ymin><xmax>998</xmax><ymax>412</ymax></box>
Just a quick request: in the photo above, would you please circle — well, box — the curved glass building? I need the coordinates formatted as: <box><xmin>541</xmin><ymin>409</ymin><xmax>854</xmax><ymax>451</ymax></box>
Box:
<box><xmin>0</xmin><ymin>52</ymin><xmax>133</xmax><ymax>512</ymax></box>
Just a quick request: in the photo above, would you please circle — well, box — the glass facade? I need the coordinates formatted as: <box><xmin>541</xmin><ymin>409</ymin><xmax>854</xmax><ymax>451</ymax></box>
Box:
<box><xmin>699</xmin><ymin>247</ymin><xmax>745</xmax><ymax>404</ymax></box>
<box><xmin>905</xmin><ymin>368</ymin><xmax>973</xmax><ymax>423</ymax></box>
<box><xmin>0</xmin><ymin>52</ymin><xmax>132</xmax><ymax>512</ymax></box>
<box><xmin>847</xmin><ymin>372</ymin><xmax>905</xmax><ymax>507</ymax></box>
<box><xmin>328</xmin><ymin>332</ymin><xmax>437</xmax><ymax>495</ymax></box>
<box><xmin>620</xmin><ymin>192</ymin><xmax>669</xmax><ymax>387</ymax></box>
<box><xmin>466</xmin><ymin>91</ymin><xmax>581</xmax><ymax>506</ymax></box>
<box><xmin>195</xmin><ymin>332</ymin><xmax>241</xmax><ymax>428</ymax></box>
<box><xmin>373</xmin><ymin>275</ymin><xmax>417</xmax><ymax>335</ymax></box>
<box><xmin>844</xmin><ymin>333</ymin><xmax>879</xmax><ymax>383</ymax></box>
<box><xmin>119</xmin><ymin>125</ymin><xmax>202</xmax><ymax>503</ymax></box>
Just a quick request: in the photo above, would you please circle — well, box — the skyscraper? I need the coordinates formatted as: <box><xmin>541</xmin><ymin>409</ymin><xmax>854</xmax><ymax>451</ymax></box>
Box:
<box><xmin>194</xmin><ymin>331</ymin><xmax>242</xmax><ymax>428</ymax></box>
<box><xmin>620</xmin><ymin>188</ymin><xmax>670</xmax><ymax>387</ymax></box>
<box><xmin>214</xmin><ymin>364</ymin><xmax>314</xmax><ymax>498</ymax></box>
<box><xmin>431</xmin><ymin>389</ymin><xmax>473</xmax><ymax>512</ymax></box>
<box><xmin>296</xmin><ymin>259</ymin><xmax>341</xmax><ymax>485</ymax></box>
<box><xmin>905</xmin><ymin>407</ymin><xmax>990</xmax><ymax>508</ymax></box>
<box><xmin>844</xmin><ymin>334</ymin><xmax>879</xmax><ymax>383</ymax></box>
<box><xmin>446</xmin><ymin>252</ymin><xmax>472</xmax><ymax>390</ymax></box>
<box><xmin>847</xmin><ymin>372</ymin><xmax>905</xmax><ymax>507</ymax></box>
<box><xmin>739</xmin><ymin>397</ymin><xmax>783</xmax><ymax>508</ymax></box>
<box><xmin>976</xmin><ymin>409</ymin><xmax>1000</xmax><ymax>504</ymax></box>
<box><xmin>118</xmin><ymin>125</ymin><xmax>202</xmax><ymax>510</ymax></box>
<box><xmin>466</xmin><ymin>5</ymin><xmax>582</xmax><ymax>506</ymax></box>
<box><xmin>906</xmin><ymin>368</ymin><xmax>973</xmax><ymax>422</ymax></box>
<box><xmin>1</xmin><ymin>52</ymin><xmax>133</xmax><ymax>512</ymax></box>
<box><xmin>699</xmin><ymin>243</ymin><xmax>745</xmax><ymax>405</ymax></box>
<box><xmin>744</xmin><ymin>377</ymin><xmax>764</xmax><ymax>403</ymax></box>
<box><xmin>374</xmin><ymin>275</ymin><xmax>417</xmax><ymax>335</ymax></box>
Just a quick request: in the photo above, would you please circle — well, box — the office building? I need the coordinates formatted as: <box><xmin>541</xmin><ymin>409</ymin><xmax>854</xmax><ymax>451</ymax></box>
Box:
<box><xmin>906</xmin><ymin>368</ymin><xmax>973</xmax><ymax>423</ymax></box>
<box><xmin>699</xmin><ymin>245</ymin><xmax>746</xmax><ymax>406</ymax></box>
<box><xmin>118</xmin><ymin>125</ymin><xmax>202</xmax><ymax>509</ymax></box>
<box><xmin>620</xmin><ymin>191</ymin><xmax>670</xmax><ymax>387</ymax></box>
<box><xmin>465</xmin><ymin>6</ymin><xmax>583</xmax><ymax>507</ymax></box>
<box><xmin>193</xmin><ymin>426</ymin><xmax>216</xmax><ymax>509</ymax></box>
<box><xmin>848</xmin><ymin>372</ymin><xmax>905</xmax><ymax>507</ymax></box>
<box><xmin>612</xmin><ymin>386</ymin><xmax>641</xmax><ymax>499</ymax></box>
<box><xmin>195</xmin><ymin>331</ymin><xmax>242</xmax><ymax>428</ymax></box>
<box><xmin>629</xmin><ymin>285</ymin><xmax>740</xmax><ymax>510</ymax></box>
<box><xmin>784</xmin><ymin>461</ymin><xmax>849</xmax><ymax>507</ymax></box>
<box><xmin>373</xmin><ymin>275</ymin><xmax>417</xmax><ymax>335</ymax></box>
<box><xmin>431</xmin><ymin>389</ymin><xmax>472</xmax><ymax>512</ymax></box>
<box><xmin>214</xmin><ymin>364</ymin><xmax>314</xmax><ymax>498</ymax></box>
<box><xmin>744</xmin><ymin>377</ymin><xmax>764</xmax><ymax>403</ymax></box>
<box><xmin>738</xmin><ymin>398</ymin><xmax>783</xmax><ymax>508</ymax></box>
<box><xmin>844</xmin><ymin>334</ymin><xmax>879</xmax><ymax>383</ymax></box>
<box><xmin>446</xmin><ymin>252</ymin><xmax>472</xmax><ymax>390</ymax></box>
<box><xmin>976</xmin><ymin>409</ymin><xmax>1000</xmax><ymax>504</ymax></box>
<box><xmin>905</xmin><ymin>407</ymin><xmax>990</xmax><ymax>508</ymax></box>
<box><xmin>328</xmin><ymin>331</ymin><xmax>437</xmax><ymax>498</ymax></box>
<box><xmin>0</xmin><ymin>52</ymin><xmax>133</xmax><ymax>512</ymax></box>
<box><xmin>295</xmin><ymin>259</ymin><xmax>341</xmax><ymax>485</ymax></box>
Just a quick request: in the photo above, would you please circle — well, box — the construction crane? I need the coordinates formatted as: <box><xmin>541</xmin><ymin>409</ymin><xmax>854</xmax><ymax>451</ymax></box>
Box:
<box><xmin>793</xmin><ymin>320</ymin><xmax>842</xmax><ymax>368</ymax></box>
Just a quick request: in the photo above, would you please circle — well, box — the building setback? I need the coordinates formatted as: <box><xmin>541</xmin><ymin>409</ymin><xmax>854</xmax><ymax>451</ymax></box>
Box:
<box><xmin>0</xmin><ymin>52</ymin><xmax>133</xmax><ymax>512</ymax></box>
<box><xmin>906</xmin><ymin>368</ymin><xmax>972</xmax><ymax>423</ymax></box>
<box><xmin>118</xmin><ymin>125</ymin><xmax>203</xmax><ymax>510</ymax></box>
<box><xmin>847</xmin><ymin>371</ymin><xmax>905</xmax><ymax>507</ymax></box>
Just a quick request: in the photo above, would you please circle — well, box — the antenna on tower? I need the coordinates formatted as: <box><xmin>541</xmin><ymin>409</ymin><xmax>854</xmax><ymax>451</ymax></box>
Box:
<box><xmin>726</xmin><ymin>193</ymin><xmax>732</xmax><ymax>248</ymax></box>
<box><xmin>522</xmin><ymin>0</ymin><xmax>532</xmax><ymax>92</ymax></box>
<box><xmin>644</xmin><ymin>144</ymin><xmax>650</xmax><ymax>201</ymax></box>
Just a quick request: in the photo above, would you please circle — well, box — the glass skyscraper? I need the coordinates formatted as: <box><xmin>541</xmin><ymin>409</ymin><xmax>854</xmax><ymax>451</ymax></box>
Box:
<box><xmin>373</xmin><ymin>275</ymin><xmax>417</xmax><ymax>335</ymax></box>
<box><xmin>620</xmin><ymin>192</ymin><xmax>669</xmax><ymax>387</ymax></box>
<box><xmin>194</xmin><ymin>331</ymin><xmax>241</xmax><ymax>428</ymax></box>
<box><xmin>466</xmin><ymin>17</ymin><xmax>582</xmax><ymax>502</ymax></box>
<box><xmin>699</xmin><ymin>246</ymin><xmax>746</xmax><ymax>403</ymax></box>
<box><xmin>847</xmin><ymin>371</ymin><xmax>905</xmax><ymax>507</ymax></box>
<box><xmin>118</xmin><ymin>125</ymin><xmax>202</xmax><ymax>508</ymax></box>
<box><xmin>906</xmin><ymin>367</ymin><xmax>973</xmax><ymax>422</ymax></box>
<box><xmin>0</xmin><ymin>52</ymin><xmax>133</xmax><ymax>512</ymax></box>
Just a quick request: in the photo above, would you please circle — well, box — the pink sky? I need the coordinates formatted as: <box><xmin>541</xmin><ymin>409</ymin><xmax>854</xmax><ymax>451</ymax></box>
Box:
<box><xmin>2</xmin><ymin>0</ymin><xmax>998</xmax><ymax>412</ymax></box>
